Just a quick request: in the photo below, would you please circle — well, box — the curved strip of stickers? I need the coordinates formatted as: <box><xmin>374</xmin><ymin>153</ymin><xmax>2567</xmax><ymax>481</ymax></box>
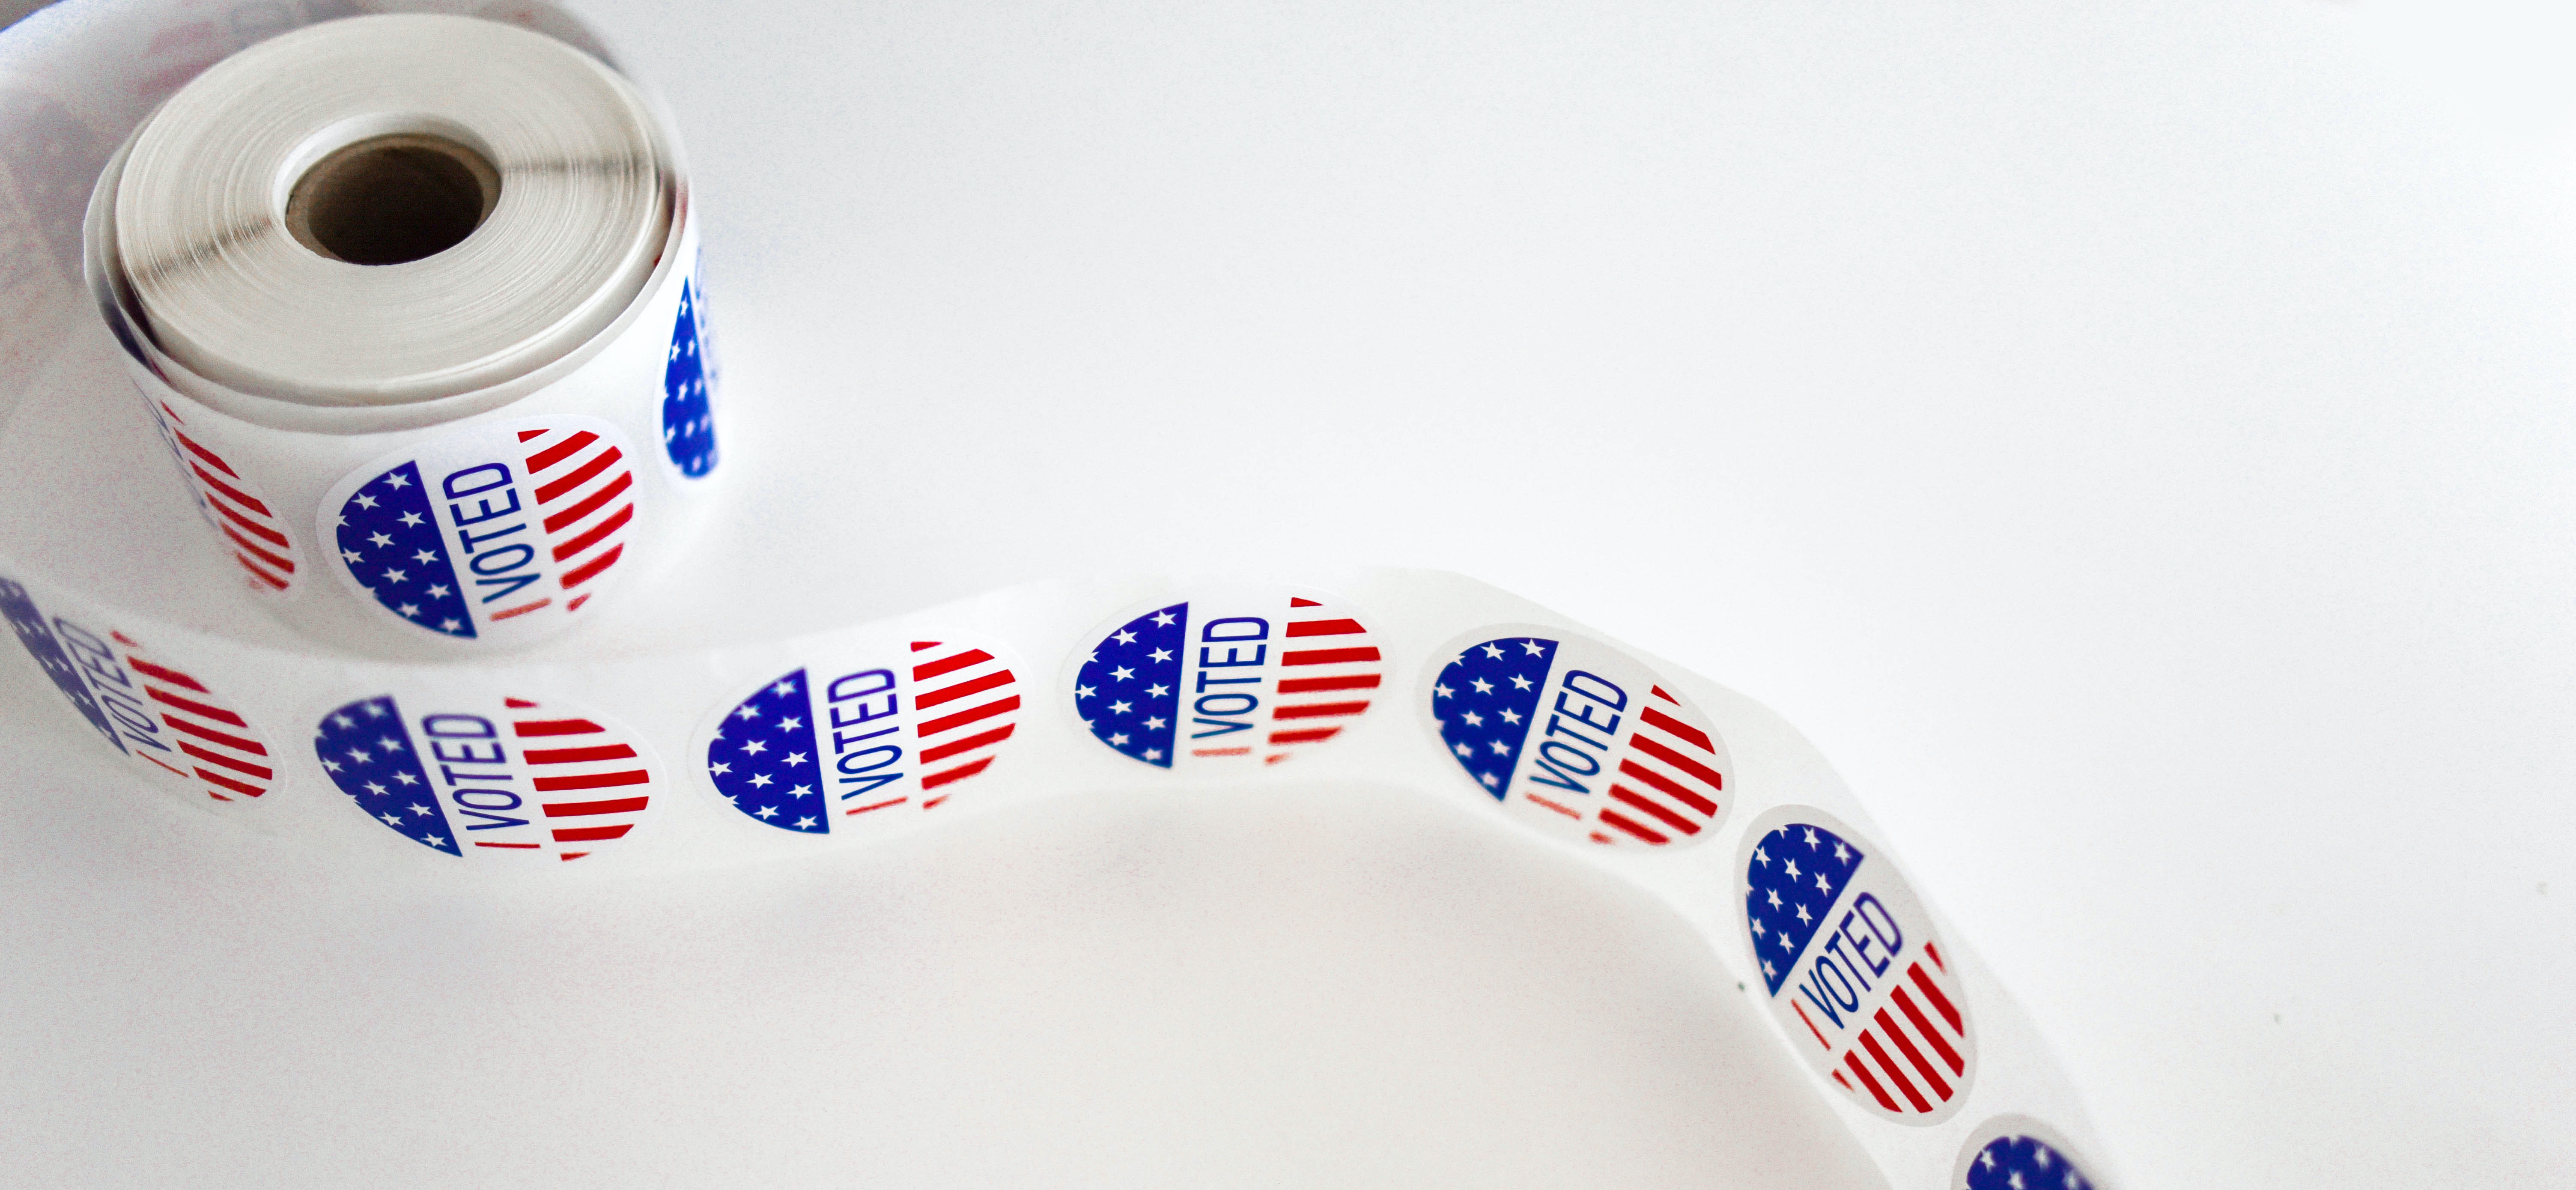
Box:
<box><xmin>700</xmin><ymin>636</ymin><xmax>1022</xmax><ymax>833</ymax></box>
<box><xmin>1742</xmin><ymin>805</ymin><xmax>1977</xmax><ymax>1124</ymax></box>
<box><xmin>1070</xmin><ymin>590</ymin><xmax>1381</xmax><ymax>770</ymax></box>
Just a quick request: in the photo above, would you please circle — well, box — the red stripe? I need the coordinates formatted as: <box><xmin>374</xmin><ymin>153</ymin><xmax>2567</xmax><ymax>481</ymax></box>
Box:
<box><xmin>188</xmin><ymin>462</ymin><xmax>271</xmax><ymax>518</ymax></box>
<box><xmin>163</xmin><ymin>714</ymin><xmax>262</xmax><ymax>754</ymax></box>
<box><xmin>549</xmin><ymin>502</ymin><xmax>632</xmax><ymax>562</ymax></box>
<box><xmin>1616</xmin><ymin>758</ymin><xmax>1715</xmax><ymax>817</ymax></box>
<box><xmin>1874</xmin><ymin>1007</ymin><xmax>1952</xmax><ymax>1101</ymax></box>
<box><xmin>1272</xmin><ymin>700</ymin><xmax>1367</xmax><ymax>720</ymax></box>
<box><xmin>146</xmin><ymin>686</ymin><xmax>247</xmax><ymax>728</ymax></box>
<box><xmin>1637</xmin><ymin>705</ymin><xmax>1715</xmax><ymax>753</ymax></box>
<box><xmin>205</xmin><ymin>489</ymin><xmax>289</xmax><ymax>547</ymax></box>
<box><xmin>1276</xmin><ymin>673</ymin><xmax>1379</xmax><ymax>694</ymax></box>
<box><xmin>552</xmin><ymin>823</ymin><xmax>634</xmax><ymax>843</ymax></box>
<box><xmin>194</xmin><ymin>767</ymin><xmax>263</xmax><ymax>796</ymax></box>
<box><xmin>916</xmin><ymin>695</ymin><xmax>1017</xmax><ymax>738</ymax></box>
<box><xmin>558</xmin><ymin>543</ymin><xmax>623</xmax><ymax>590</ymax></box>
<box><xmin>1891</xmin><ymin>985</ymin><xmax>1964</xmax><ymax>1074</ymax></box>
<box><xmin>1629</xmin><ymin>735</ymin><xmax>1723</xmax><ymax>793</ymax></box>
<box><xmin>1860</xmin><ymin>1031</ymin><xmax>1932</xmax><ymax>1112</ymax></box>
<box><xmin>1842</xmin><ymin>1051</ymin><xmax>1900</xmax><ymax>1112</ymax></box>
<box><xmin>911</xmin><ymin>649</ymin><xmax>993</xmax><ymax>682</ymax></box>
<box><xmin>918</xmin><ymin>723</ymin><xmax>1011</xmax><ymax>765</ymax></box>
<box><xmin>179</xmin><ymin>740</ymin><xmax>271</xmax><ymax>779</ymax></box>
<box><xmin>1267</xmin><ymin>727</ymin><xmax>1340</xmax><ymax>745</ymax></box>
<box><xmin>489</xmin><ymin>598</ymin><xmax>552</xmax><ymax>621</ymax></box>
<box><xmin>138</xmin><ymin>752</ymin><xmax>188</xmax><ymax>777</ymax></box>
<box><xmin>1608</xmin><ymin>783</ymin><xmax>1700</xmax><ymax>835</ymax></box>
<box><xmin>1283</xmin><ymin>618</ymin><xmax>1365</xmax><ymax>637</ymax></box>
<box><xmin>1281</xmin><ymin>646</ymin><xmax>1379</xmax><ymax>666</ymax></box>
<box><xmin>476</xmin><ymin>841</ymin><xmax>541</xmax><ymax>848</ymax></box>
<box><xmin>123</xmin><ymin>657</ymin><xmax>207</xmax><ymax>693</ymax></box>
<box><xmin>919</xmin><ymin>755</ymin><xmax>991</xmax><ymax>790</ymax></box>
<box><xmin>541</xmin><ymin>795</ymin><xmax>650</xmax><ymax>817</ymax></box>
<box><xmin>234</xmin><ymin>554</ymin><xmax>289</xmax><ymax>590</ymax></box>
<box><xmin>1792</xmin><ymin>1000</ymin><xmax>1833</xmax><ymax>1050</ymax></box>
<box><xmin>559</xmin><ymin>852</ymin><xmax>590</xmax><ymax>861</ymax></box>
<box><xmin>540</xmin><ymin>470</ymin><xmax>632</xmax><ymax>534</ymax></box>
<box><xmin>1523</xmin><ymin>792</ymin><xmax>1581</xmax><ymax>818</ymax></box>
<box><xmin>514</xmin><ymin>719</ymin><xmax>602</xmax><ymax>737</ymax></box>
<box><xmin>218</xmin><ymin>522</ymin><xmax>296</xmax><ymax>574</ymax></box>
<box><xmin>522</xmin><ymin>743</ymin><xmax>637</xmax><ymax>765</ymax></box>
<box><xmin>172</xmin><ymin>430</ymin><xmax>236</xmax><ymax>478</ymax></box>
<box><xmin>531</xmin><ymin>770</ymin><xmax>649</xmax><ymax>793</ymax></box>
<box><xmin>845</xmin><ymin>797</ymin><xmax>907</xmax><ymax>815</ymax></box>
<box><xmin>916</xmin><ymin>669</ymin><xmax>1011</xmax><ymax>709</ymax></box>
<box><xmin>1596</xmin><ymin>806</ymin><xmax>1667</xmax><ymax>844</ymax></box>
<box><xmin>1927</xmin><ymin>942</ymin><xmax>1946</xmax><ymax>971</ymax></box>
<box><xmin>534</xmin><ymin>445</ymin><xmax>621</xmax><ymax>504</ymax></box>
<box><xmin>1195</xmin><ymin>746</ymin><xmax>1252</xmax><ymax>757</ymax></box>
<box><xmin>523</xmin><ymin>430</ymin><xmax>598</xmax><ymax>474</ymax></box>
<box><xmin>1908</xmin><ymin>962</ymin><xmax>1962</xmax><ymax>1032</ymax></box>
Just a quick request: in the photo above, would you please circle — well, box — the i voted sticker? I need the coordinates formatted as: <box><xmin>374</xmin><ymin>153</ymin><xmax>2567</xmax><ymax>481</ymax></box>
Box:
<box><xmin>1741</xmin><ymin>806</ymin><xmax>1975</xmax><ymax>1124</ymax></box>
<box><xmin>142</xmin><ymin>397</ymin><xmax>304</xmax><ymax>595</ymax></box>
<box><xmin>698</xmin><ymin>635</ymin><xmax>1021</xmax><ymax>835</ymax></box>
<box><xmin>1</xmin><ymin>575</ymin><xmax>277</xmax><ymax>804</ymax></box>
<box><xmin>313</xmin><ymin>688</ymin><xmax>659</xmax><ymax>863</ymax></box>
<box><xmin>1425</xmin><ymin>628</ymin><xmax>1730</xmax><ymax>848</ymax></box>
<box><xmin>1069</xmin><ymin>589</ymin><xmax>1382</xmax><ymax>770</ymax></box>
<box><xmin>322</xmin><ymin>415</ymin><xmax>640</xmax><ymax>644</ymax></box>
<box><xmin>1954</xmin><ymin>1116</ymin><xmax>2106</xmax><ymax>1190</ymax></box>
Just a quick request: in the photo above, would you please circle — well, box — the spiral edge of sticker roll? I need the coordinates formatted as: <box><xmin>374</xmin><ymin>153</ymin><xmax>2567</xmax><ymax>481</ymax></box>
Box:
<box><xmin>79</xmin><ymin>12</ymin><xmax>720</xmax><ymax>658</ymax></box>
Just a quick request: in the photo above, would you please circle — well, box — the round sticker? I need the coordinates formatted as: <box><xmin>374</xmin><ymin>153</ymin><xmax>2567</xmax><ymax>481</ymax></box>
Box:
<box><xmin>142</xmin><ymin>398</ymin><xmax>305</xmax><ymax>595</ymax></box>
<box><xmin>698</xmin><ymin>634</ymin><xmax>1021</xmax><ymax>834</ymax></box>
<box><xmin>1424</xmin><ymin>627</ymin><xmax>1731</xmax><ymax>848</ymax></box>
<box><xmin>1739</xmin><ymin>805</ymin><xmax>1976</xmax><ymax>1124</ymax></box>
<box><xmin>1</xmin><ymin>576</ymin><xmax>278</xmax><ymax>805</ymax></box>
<box><xmin>1069</xmin><ymin>589</ymin><xmax>1382</xmax><ymax>770</ymax></box>
<box><xmin>1954</xmin><ymin>1116</ymin><xmax>2106</xmax><ymax>1190</ymax></box>
<box><xmin>320</xmin><ymin>415</ymin><xmax>641</xmax><ymax>644</ymax></box>
<box><xmin>312</xmin><ymin>687</ymin><xmax>660</xmax><ymax>863</ymax></box>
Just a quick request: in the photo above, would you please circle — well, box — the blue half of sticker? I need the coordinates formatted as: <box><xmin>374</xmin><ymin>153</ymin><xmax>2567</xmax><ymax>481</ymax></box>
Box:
<box><xmin>1432</xmin><ymin>636</ymin><xmax>1560</xmax><ymax>797</ymax></box>
<box><xmin>1076</xmin><ymin>602</ymin><xmax>1187</xmax><ymax>767</ymax></box>
<box><xmin>0</xmin><ymin>578</ymin><xmax>120</xmax><ymax>750</ymax></box>
<box><xmin>314</xmin><ymin>696</ymin><xmax>461</xmax><ymax>856</ymax></box>
<box><xmin>662</xmin><ymin>279</ymin><xmax>716</xmax><ymax>478</ymax></box>
<box><xmin>334</xmin><ymin>462</ymin><xmax>473</xmax><ymax>638</ymax></box>
<box><xmin>1967</xmin><ymin>1136</ymin><xmax>2094</xmax><ymax>1190</ymax></box>
<box><xmin>709</xmin><ymin>668</ymin><xmax>829</xmax><ymax>833</ymax></box>
<box><xmin>1746</xmin><ymin>821</ymin><xmax>1866</xmax><ymax>995</ymax></box>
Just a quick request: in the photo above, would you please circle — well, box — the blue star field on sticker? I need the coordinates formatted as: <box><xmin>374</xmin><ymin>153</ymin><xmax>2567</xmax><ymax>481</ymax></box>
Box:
<box><xmin>1745</xmin><ymin>821</ymin><xmax>1866</xmax><ymax>993</ymax></box>
<box><xmin>1431</xmin><ymin>636</ymin><xmax>1558</xmax><ymax>798</ymax></box>
<box><xmin>661</xmin><ymin>279</ymin><xmax>716</xmax><ymax>478</ymax></box>
<box><xmin>1075</xmin><ymin>602</ymin><xmax>1186</xmax><ymax>766</ymax></box>
<box><xmin>707</xmin><ymin>668</ymin><xmax>826</xmax><ymax>832</ymax></box>
<box><xmin>313</xmin><ymin>696</ymin><xmax>460</xmax><ymax>856</ymax></box>
<box><xmin>334</xmin><ymin>462</ymin><xmax>473</xmax><ymax>638</ymax></box>
<box><xmin>1966</xmin><ymin>1135</ymin><xmax>2093</xmax><ymax>1190</ymax></box>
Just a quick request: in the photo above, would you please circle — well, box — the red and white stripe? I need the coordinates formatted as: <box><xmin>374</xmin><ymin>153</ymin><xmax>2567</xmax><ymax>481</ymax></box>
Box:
<box><xmin>1249</xmin><ymin>597</ymin><xmax>1380</xmax><ymax>765</ymax></box>
<box><xmin>112</xmin><ymin>630</ymin><xmax>273</xmax><ymax>802</ymax></box>
<box><xmin>517</xmin><ymin>426</ymin><xmax>635</xmax><ymax>617</ymax></box>
<box><xmin>1810</xmin><ymin>943</ymin><xmax>1970</xmax><ymax>1118</ymax></box>
<box><xmin>149</xmin><ymin>401</ymin><xmax>301</xmax><ymax>594</ymax></box>
<box><xmin>1572</xmin><ymin>684</ymin><xmax>1724</xmax><ymax>847</ymax></box>
<box><xmin>506</xmin><ymin>696</ymin><xmax>652</xmax><ymax>861</ymax></box>
<box><xmin>846</xmin><ymin>640</ymin><xmax>1018</xmax><ymax>816</ymax></box>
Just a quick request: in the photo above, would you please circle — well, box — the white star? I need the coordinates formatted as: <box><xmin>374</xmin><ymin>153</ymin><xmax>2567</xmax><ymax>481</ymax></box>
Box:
<box><xmin>788</xmin><ymin>784</ymin><xmax>811</xmax><ymax>797</ymax></box>
<box><xmin>741</xmin><ymin>739</ymin><xmax>767</xmax><ymax>755</ymax></box>
<box><xmin>1803</xmin><ymin>827</ymin><xmax>1820</xmax><ymax>848</ymax></box>
<box><xmin>368</xmin><ymin>531</ymin><xmax>393</xmax><ymax>547</ymax></box>
<box><xmin>734</xmin><ymin>705</ymin><xmax>760</xmax><ymax>720</ymax></box>
<box><xmin>397</xmin><ymin>603</ymin><xmax>420</xmax><ymax>617</ymax></box>
<box><xmin>1509</xmin><ymin>674</ymin><xmax>1533</xmax><ymax>690</ymax></box>
<box><xmin>322</xmin><ymin>759</ymin><xmax>342</xmax><ymax>772</ymax></box>
<box><xmin>1109</xmin><ymin>700</ymin><xmax>1132</xmax><ymax>714</ymax></box>
<box><xmin>1470</xmin><ymin>678</ymin><xmax>1494</xmax><ymax>694</ymax></box>
<box><xmin>408</xmin><ymin>803</ymin><xmax>432</xmax><ymax>816</ymax></box>
<box><xmin>340</xmin><ymin>549</ymin><xmax>362</xmax><ymax>563</ymax></box>
<box><xmin>394</xmin><ymin>772</ymin><xmax>417</xmax><ymax>785</ymax></box>
<box><xmin>777</xmin><ymin>716</ymin><xmax>803</xmax><ymax>731</ymax></box>
<box><xmin>346</xmin><ymin>748</ymin><xmax>370</xmax><ymax>763</ymax></box>
<box><xmin>784</xmin><ymin>752</ymin><xmax>808</xmax><ymax>766</ymax></box>
<box><xmin>1147</xmin><ymin>683</ymin><xmax>1169</xmax><ymax>697</ymax></box>
<box><xmin>381</xmin><ymin>568</ymin><xmax>406</xmax><ymax>584</ymax></box>
<box><xmin>1150</xmin><ymin>610</ymin><xmax>1176</xmax><ymax>626</ymax></box>
<box><xmin>754</xmin><ymin>804</ymin><xmax>779</xmax><ymax>819</ymax></box>
<box><xmin>400</xmin><ymin>512</ymin><xmax>424</xmax><ymax>527</ymax></box>
<box><xmin>412</xmin><ymin>549</ymin><xmax>436</xmax><ymax>564</ymax></box>
<box><xmin>1794</xmin><ymin>904</ymin><xmax>1813</xmax><ymax>925</ymax></box>
<box><xmin>1076</xmin><ymin>684</ymin><xmax>1096</xmax><ymax>699</ymax></box>
<box><xmin>426</xmin><ymin>584</ymin><xmax>451</xmax><ymax>598</ymax></box>
<box><xmin>1461</xmin><ymin>710</ymin><xmax>1483</xmax><ymax>726</ymax></box>
<box><xmin>422</xmin><ymin>836</ymin><xmax>446</xmax><ymax>848</ymax></box>
<box><xmin>439</xmin><ymin>618</ymin><xmax>462</xmax><ymax>631</ymax></box>
<box><xmin>1499</xmin><ymin>708</ymin><xmax>1521</xmax><ymax>724</ymax></box>
<box><xmin>1479</xmin><ymin>772</ymin><xmax>1499</xmax><ymax>787</ymax></box>
<box><xmin>1144</xmin><ymin>716</ymin><xmax>1166</xmax><ymax>729</ymax></box>
<box><xmin>771</xmin><ymin>679</ymin><xmax>797</xmax><ymax>697</ymax></box>
<box><xmin>1785</xmin><ymin>859</ymin><xmax>1801</xmax><ymax>880</ymax></box>
<box><xmin>794</xmin><ymin>816</ymin><xmax>817</xmax><ymax>829</ymax></box>
<box><xmin>1767</xmin><ymin>889</ymin><xmax>1783</xmax><ymax>909</ymax></box>
<box><xmin>1481</xmin><ymin>643</ymin><xmax>1505</xmax><ymax>659</ymax></box>
<box><xmin>1834</xmin><ymin>842</ymin><xmax>1850</xmax><ymax>862</ymax></box>
<box><xmin>1754</xmin><ymin>845</ymin><xmax>1770</xmax><ymax>867</ymax></box>
<box><xmin>364</xmin><ymin>781</ymin><xmax>387</xmax><ymax>795</ymax></box>
<box><xmin>1148</xmin><ymin>647</ymin><xmax>1172</xmax><ymax>663</ymax></box>
<box><xmin>1454</xmin><ymin>743</ymin><xmax>1473</xmax><ymax>758</ymax></box>
<box><xmin>1521</xmin><ymin>640</ymin><xmax>1545</xmax><ymax>655</ymax></box>
<box><xmin>1113</xmin><ymin>629</ymin><xmax>1136</xmax><ymax>645</ymax></box>
<box><xmin>1109</xmin><ymin>733</ymin><xmax>1130</xmax><ymax>746</ymax></box>
<box><xmin>1111</xmin><ymin>666</ymin><xmax>1134</xmax><ymax>681</ymax></box>
<box><xmin>1433</xmin><ymin>683</ymin><xmax>1454</xmax><ymax>698</ymax></box>
<box><xmin>1143</xmin><ymin>748</ymin><xmax>1163</xmax><ymax>760</ymax></box>
<box><xmin>384</xmin><ymin>473</ymin><xmax>410</xmax><ymax>489</ymax></box>
<box><xmin>749</xmin><ymin>773</ymin><xmax>773</xmax><ymax>787</ymax></box>
<box><xmin>1490</xmin><ymin>740</ymin><xmax>1510</xmax><ymax>755</ymax></box>
<box><xmin>378</xmin><ymin>811</ymin><xmax>401</xmax><ymax>825</ymax></box>
<box><xmin>710</xmin><ymin>761</ymin><xmax>731</xmax><ymax>775</ymax></box>
<box><xmin>1815</xmin><ymin>874</ymin><xmax>1833</xmax><ymax>895</ymax></box>
<box><xmin>354</xmin><ymin>494</ymin><xmax>378</xmax><ymax>509</ymax></box>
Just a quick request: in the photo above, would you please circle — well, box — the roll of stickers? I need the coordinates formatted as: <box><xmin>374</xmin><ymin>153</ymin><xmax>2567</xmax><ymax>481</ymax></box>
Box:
<box><xmin>0</xmin><ymin>3</ymin><xmax>2117</xmax><ymax>1186</ymax></box>
<box><xmin>82</xmin><ymin>12</ymin><xmax>716</xmax><ymax>656</ymax></box>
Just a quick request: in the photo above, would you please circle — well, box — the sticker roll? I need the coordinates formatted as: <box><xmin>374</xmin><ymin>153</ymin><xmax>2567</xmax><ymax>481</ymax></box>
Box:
<box><xmin>81</xmin><ymin>12</ymin><xmax>718</xmax><ymax>657</ymax></box>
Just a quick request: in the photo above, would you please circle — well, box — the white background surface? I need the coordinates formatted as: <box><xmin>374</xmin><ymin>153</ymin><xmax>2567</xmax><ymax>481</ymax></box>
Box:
<box><xmin>3</xmin><ymin>0</ymin><xmax>2573</xmax><ymax>1185</ymax></box>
